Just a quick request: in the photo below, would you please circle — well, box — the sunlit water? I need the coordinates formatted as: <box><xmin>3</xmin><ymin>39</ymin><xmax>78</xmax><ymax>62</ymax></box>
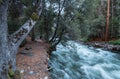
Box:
<box><xmin>49</xmin><ymin>41</ymin><xmax>120</xmax><ymax>79</ymax></box>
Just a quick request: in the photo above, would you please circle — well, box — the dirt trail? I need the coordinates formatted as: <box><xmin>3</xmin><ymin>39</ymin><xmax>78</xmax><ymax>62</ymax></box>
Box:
<box><xmin>16</xmin><ymin>39</ymin><xmax>50</xmax><ymax>79</ymax></box>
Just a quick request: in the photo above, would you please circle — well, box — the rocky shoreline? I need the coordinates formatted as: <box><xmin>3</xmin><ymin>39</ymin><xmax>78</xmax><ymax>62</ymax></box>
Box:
<box><xmin>85</xmin><ymin>42</ymin><xmax>120</xmax><ymax>53</ymax></box>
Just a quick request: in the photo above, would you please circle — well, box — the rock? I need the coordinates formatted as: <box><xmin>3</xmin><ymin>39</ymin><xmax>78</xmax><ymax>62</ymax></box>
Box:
<box><xmin>14</xmin><ymin>70</ymin><xmax>21</xmax><ymax>79</ymax></box>
<box><xmin>28</xmin><ymin>66</ymin><xmax>30</xmax><ymax>70</ymax></box>
<box><xmin>19</xmin><ymin>50</ymin><xmax>28</xmax><ymax>54</ymax></box>
<box><xmin>20</xmin><ymin>69</ymin><xmax>24</xmax><ymax>74</ymax></box>
<box><xmin>19</xmin><ymin>50</ymin><xmax>33</xmax><ymax>57</ymax></box>
<box><xmin>47</xmin><ymin>66</ymin><xmax>53</xmax><ymax>71</ymax></box>
<box><xmin>25</xmin><ymin>46</ymin><xmax>32</xmax><ymax>50</ymax></box>
<box><xmin>47</xmin><ymin>57</ymin><xmax>49</xmax><ymax>60</ymax></box>
<box><xmin>44</xmin><ymin>76</ymin><xmax>48</xmax><ymax>79</ymax></box>
<box><xmin>28</xmin><ymin>71</ymin><xmax>36</xmax><ymax>75</ymax></box>
<box><xmin>85</xmin><ymin>42</ymin><xmax>120</xmax><ymax>53</ymax></box>
<box><xmin>23</xmin><ymin>76</ymin><xmax>27</xmax><ymax>79</ymax></box>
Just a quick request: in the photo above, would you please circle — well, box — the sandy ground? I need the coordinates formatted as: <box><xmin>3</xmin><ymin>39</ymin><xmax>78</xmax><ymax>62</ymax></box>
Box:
<box><xmin>16</xmin><ymin>39</ymin><xmax>50</xmax><ymax>79</ymax></box>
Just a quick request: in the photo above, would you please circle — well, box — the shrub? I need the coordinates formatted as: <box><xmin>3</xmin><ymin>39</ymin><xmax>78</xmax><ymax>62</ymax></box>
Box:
<box><xmin>109</xmin><ymin>39</ymin><xmax>120</xmax><ymax>45</ymax></box>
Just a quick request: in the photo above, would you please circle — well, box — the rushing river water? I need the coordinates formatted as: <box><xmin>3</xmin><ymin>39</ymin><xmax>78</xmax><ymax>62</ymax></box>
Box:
<box><xmin>49</xmin><ymin>41</ymin><xmax>120</xmax><ymax>79</ymax></box>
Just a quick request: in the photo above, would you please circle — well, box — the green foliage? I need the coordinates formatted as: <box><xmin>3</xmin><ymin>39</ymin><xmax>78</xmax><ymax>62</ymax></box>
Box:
<box><xmin>25</xmin><ymin>5</ymin><xmax>36</xmax><ymax>17</ymax></box>
<box><xmin>0</xmin><ymin>0</ymin><xmax>3</xmax><ymax>5</ymax></box>
<box><xmin>8</xmin><ymin>16</ymin><xmax>28</xmax><ymax>34</ymax></box>
<box><xmin>110</xmin><ymin>17</ymin><xmax>119</xmax><ymax>25</ymax></box>
<box><xmin>20</xmin><ymin>0</ymin><xmax>34</xmax><ymax>6</ymax></box>
<box><xmin>8</xmin><ymin>0</ymin><xmax>120</xmax><ymax>44</ymax></box>
<box><xmin>109</xmin><ymin>39</ymin><xmax>120</xmax><ymax>45</ymax></box>
<box><xmin>9</xmin><ymin>1</ymin><xmax>23</xmax><ymax>19</ymax></box>
<box><xmin>80</xmin><ymin>38</ymin><xmax>88</xmax><ymax>42</ymax></box>
<box><xmin>8</xmin><ymin>19</ymin><xmax>20</xmax><ymax>34</ymax></box>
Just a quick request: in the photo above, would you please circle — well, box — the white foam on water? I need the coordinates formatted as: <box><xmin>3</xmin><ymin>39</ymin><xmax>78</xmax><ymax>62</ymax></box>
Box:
<box><xmin>49</xmin><ymin>41</ymin><xmax>120</xmax><ymax>79</ymax></box>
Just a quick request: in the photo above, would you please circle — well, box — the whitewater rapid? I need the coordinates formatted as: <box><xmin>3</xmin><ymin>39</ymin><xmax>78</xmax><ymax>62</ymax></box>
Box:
<box><xmin>49</xmin><ymin>41</ymin><xmax>120</xmax><ymax>79</ymax></box>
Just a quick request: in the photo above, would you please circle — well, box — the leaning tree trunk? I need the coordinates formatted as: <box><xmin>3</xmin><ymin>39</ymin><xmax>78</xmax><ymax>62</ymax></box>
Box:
<box><xmin>0</xmin><ymin>0</ymin><xmax>43</xmax><ymax>78</ymax></box>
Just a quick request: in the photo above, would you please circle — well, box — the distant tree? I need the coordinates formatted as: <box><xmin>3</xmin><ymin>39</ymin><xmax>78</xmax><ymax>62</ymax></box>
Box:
<box><xmin>105</xmin><ymin>0</ymin><xmax>110</xmax><ymax>41</ymax></box>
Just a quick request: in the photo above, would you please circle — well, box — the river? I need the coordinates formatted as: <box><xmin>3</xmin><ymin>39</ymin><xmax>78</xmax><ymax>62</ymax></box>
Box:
<box><xmin>49</xmin><ymin>41</ymin><xmax>120</xmax><ymax>79</ymax></box>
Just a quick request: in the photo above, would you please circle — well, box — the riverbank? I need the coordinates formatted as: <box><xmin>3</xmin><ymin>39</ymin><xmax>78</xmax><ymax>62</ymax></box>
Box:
<box><xmin>16</xmin><ymin>39</ymin><xmax>51</xmax><ymax>79</ymax></box>
<box><xmin>85</xmin><ymin>41</ymin><xmax>120</xmax><ymax>53</ymax></box>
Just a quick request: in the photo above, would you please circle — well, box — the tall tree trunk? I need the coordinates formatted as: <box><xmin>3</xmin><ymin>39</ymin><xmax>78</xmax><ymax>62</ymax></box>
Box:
<box><xmin>105</xmin><ymin>0</ymin><xmax>110</xmax><ymax>41</ymax></box>
<box><xmin>110</xmin><ymin>0</ymin><xmax>114</xmax><ymax>39</ymax></box>
<box><xmin>0</xmin><ymin>1</ymin><xmax>11</xmax><ymax>78</ymax></box>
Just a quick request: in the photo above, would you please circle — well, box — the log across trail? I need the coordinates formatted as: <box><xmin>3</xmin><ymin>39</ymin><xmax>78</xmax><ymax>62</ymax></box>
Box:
<box><xmin>16</xmin><ymin>39</ymin><xmax>50</xmax><ymax>79</ymax></box>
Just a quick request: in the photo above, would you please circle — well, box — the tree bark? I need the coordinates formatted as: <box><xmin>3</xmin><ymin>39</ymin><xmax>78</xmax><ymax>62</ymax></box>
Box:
<box><xmin>0</xmin><ymin>1</ymin><xmax>11</xmax><ymax>78</ymax></box>
<box><xmin>110</xmin><ymin>0</ymin><xmax>114</xmax><ymax>39</ymax></box>
<box><xmin>31</xmin><ymin>27</ymin><xmax>35</xmax><ymax>41</ymax></box>
<box><xmin>105</xmin><ymin>0</ymin><xmax>110</xmax><ymax>41</ymax></box>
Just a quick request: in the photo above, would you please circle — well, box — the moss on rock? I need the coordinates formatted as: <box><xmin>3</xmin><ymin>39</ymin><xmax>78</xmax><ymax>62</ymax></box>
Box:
<box><xmin>8</xmin><ymin>69</ymin><xmax>14</xmax><ymax>77</ymax></box>
<box><xmin>31</xmin><ymin>12</ymin><xmax>39</xmax><ymax>21</ymax></box>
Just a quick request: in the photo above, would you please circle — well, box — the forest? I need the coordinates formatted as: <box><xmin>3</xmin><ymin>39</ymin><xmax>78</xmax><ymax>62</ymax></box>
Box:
<box><xmin>0</xmin><ymin>0</ymin><xmax>120</xmax><ymax>79</ymax></box>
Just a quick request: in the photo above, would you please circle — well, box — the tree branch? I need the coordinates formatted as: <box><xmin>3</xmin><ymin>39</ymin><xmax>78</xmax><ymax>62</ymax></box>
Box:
<box><xmin>53</xmin><ymin>28</ymin><xmax>64</xmax><ymax>46</ymax></box>
<box><xmin>50</xmin><ymin>28</ymin><xmax>65</xmax><ymax>52</ymax></box>
<box><xmin>49</xmin><ymin>0</ymin><xmax>65</xmax><ymax>42</ymax></box>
